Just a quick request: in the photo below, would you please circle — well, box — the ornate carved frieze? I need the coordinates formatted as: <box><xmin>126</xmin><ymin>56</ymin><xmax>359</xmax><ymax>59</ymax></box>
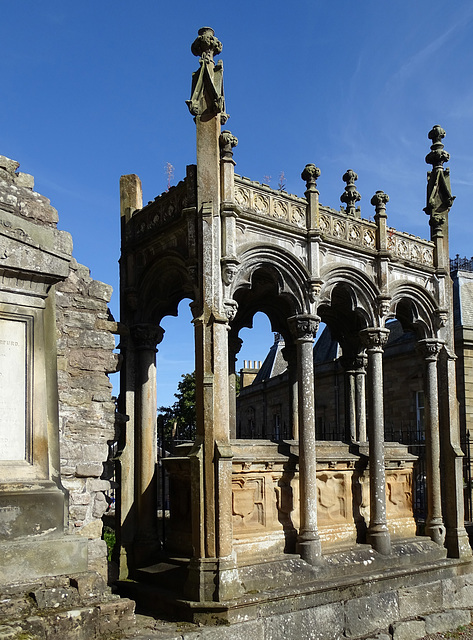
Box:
<box><xmin>234</xmin><ymin>176</ymin><xmax>307</xmax><ymax>229</ymax></box>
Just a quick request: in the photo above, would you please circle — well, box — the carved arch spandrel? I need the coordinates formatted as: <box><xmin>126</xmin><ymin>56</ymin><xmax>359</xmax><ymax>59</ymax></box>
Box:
<box><xmin>131</xmin><ymin>252</ymin><xmax>196</xmax><ymax>325</ymax></box>
<box><xmin>388</xmin><ymin>282</ymin><xmax>440</xmax><ymax>339</ymax></box>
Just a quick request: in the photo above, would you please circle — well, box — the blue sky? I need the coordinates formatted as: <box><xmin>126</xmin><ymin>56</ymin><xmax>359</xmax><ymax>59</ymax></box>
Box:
<box><xmin>2</xmin><ymin>2</ymin><xmax>473</xmax><ymax>406</ymax></box>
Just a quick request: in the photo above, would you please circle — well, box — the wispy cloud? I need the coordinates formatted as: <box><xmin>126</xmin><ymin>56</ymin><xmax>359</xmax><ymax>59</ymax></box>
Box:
<box><xmin>389</xmin><ymin>6</ymin><xmax>473</xmax><ymax>87</ymax></box>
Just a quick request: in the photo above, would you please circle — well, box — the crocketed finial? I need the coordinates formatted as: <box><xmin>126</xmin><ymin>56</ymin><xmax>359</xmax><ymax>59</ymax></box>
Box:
<box><xmin>340</xmin><ymin>169</ymin><xmax>361</xmax><ymax>217</ymax></box>
<box><xmin>424</xmin><ymin>125</ymin><xmax>455</xmax><ymax>235</ymax></box>
<box><xmin>301</xmin><ymin>164</ymin><xmax>321</xmax><ymax>192</ymax></box>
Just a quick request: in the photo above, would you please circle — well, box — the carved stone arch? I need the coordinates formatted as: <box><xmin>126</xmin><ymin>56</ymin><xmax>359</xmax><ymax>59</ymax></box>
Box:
<box><xmin>133</xmin><ymin>252</ymin><xmax>196</xmax><ymax>325</ymax></box>
<box><xmin>389</xmin><ymin>282</ymin><xmax>437</xmax><ymax>340</ymax></box>
<box><xmin>230</xmin><ymin>247</ymin><xmax>310</xmax><ymax>343</ymax></box>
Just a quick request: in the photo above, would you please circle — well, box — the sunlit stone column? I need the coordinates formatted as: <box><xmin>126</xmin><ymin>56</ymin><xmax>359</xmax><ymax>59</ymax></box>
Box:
<box><xmin>131</xmin><ymin>323</ymin><xmax>164</xmax><ymax>563</ymax></box>
<box><xmin>360</xmin><ymin>327</ymin><xmax>391</xmax><ymax>555</ymax></box>
<box><xmin>288</xmin><ymin>314</ymin><xmax>321</xmax><ymax>565</ymax></box>
<box><xmin>418</xmin><ymin>339</ymin><xmax>445</xmax><ymax>545</ymax></box>
<box><xmin>355</xmin><ymin>355</ymin><xmax>367</xmax><ymax>442</ymax></box>
<box><xmin>228</xmin><ymin>336</ymin><xmax>242</xmax><ymax>439</ymax></box>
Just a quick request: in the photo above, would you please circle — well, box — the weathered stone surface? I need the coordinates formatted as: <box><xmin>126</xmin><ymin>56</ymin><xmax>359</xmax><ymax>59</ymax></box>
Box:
<box><xmin>97</xmin><ymin>598</ymin><xmax>135</xmax><ymax>635</ymax></box>
<box><xmin>264</xmin><ymin>603</ymin><xmax>344</xmax><ymax>640</ymax></box>
<box><xmin>391</xmin><ymin>619</ymin><xmax>426</xmax><ymax>640</ymax></box>
<box><xmin>75</xmin><ymin>463</ymin><xmax>103</xmax><ymax>478</ymax></box>
<box><xmin>345</xmin><ymin>591</ymin><xmax>399</xmax><ymax>638</ymax></box>
<box><xmin>30</xmin><ymin>586</ymin><xmax>80</xmax><ymax>609</ymax></box>
<box><xmin>398</xmin><ymin>581</ymin><xmax>442</xmax><ymax>618</ymax></box>
<box><xmin>424</xmin><ymin>609</ymin><xmax>471</xmax><ymax>635</ymax></box>
<box><xmin>442</xmin><ymin>575</ymin><xmax>473</xmax><ymax>609</ymax></box>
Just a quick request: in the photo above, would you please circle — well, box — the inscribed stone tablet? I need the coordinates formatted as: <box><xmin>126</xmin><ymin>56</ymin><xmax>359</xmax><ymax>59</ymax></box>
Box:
<box><xmin>0</xmin><ymin>318</ymin><xmax>27</xmax><ymax>461</ymax></box>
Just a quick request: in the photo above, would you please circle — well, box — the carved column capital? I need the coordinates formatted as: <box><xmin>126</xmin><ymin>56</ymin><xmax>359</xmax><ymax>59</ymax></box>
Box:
<box><xmin>219</xmin><ymin>130</ymin><xmax>238</xmax><ymax>160</ymax></box>
<box><xmin>417</xmin><ymin>338</ymin><xmax>443</xmax><ymax>361</ymax></box>
<box><xmin>359</xmin><ymin>327</ymin><xmax>390</xmax><ymax>352</ymax></box>
<box><xmin>301</xmin><ymin>163</ymin><xmax>321</xmax><ymax>191</ymax></box>
<box><xmin>131</xmin><ymin>323</ymin><xmax>164</xmax><ymax>350</ymax></box>
<box><xmin>288</xmin><ymin>314</ymin><xmax>320</xmax><ymax>342</ymax></box>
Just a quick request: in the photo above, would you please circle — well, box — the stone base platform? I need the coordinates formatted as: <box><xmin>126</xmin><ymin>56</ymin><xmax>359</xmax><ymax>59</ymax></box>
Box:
<box><xmin>117</xmin><ymin>539</ymin><xmax>473</xmax><ymax>639</ymax></box>
<box><xmin>0</xmin><ymin>571</ymin><xmax>135</xmax><ymax>640</ymax></box>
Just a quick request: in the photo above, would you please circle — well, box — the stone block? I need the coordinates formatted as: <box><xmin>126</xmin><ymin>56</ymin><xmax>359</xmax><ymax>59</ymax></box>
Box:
<box><xmin>185</xmin><ymin>619</ymin><xmax>264</xmax><ymax>640</ymax></box>
<box><xmin>30</xmin><ymin>586</ymin><xmax>80</xmax><ymax>609</ymax></box>
<box><xmin>15</xmin><ymin>172</ymin><xmax>34</xmax><ymax>189</ymax></box>
<box><xmin>47</xmin><ymin>607</ymin><xmax>99</xmax><ymax>640</ymax></box>
<box><xmin>77</xmin><ymin>520</ymin><xmax>103</xmax><ymax>539</ymax></box>
<box><xmin>391</xmin><ymin>619</ymin><xmax>426</xmax><ymax>640</ymax></box>
<box><xmin>344</xmin><ymin>591</ymin><xmax>399</xmax><ymax>638</ymax></box>
<box><xmin>443</xmin><ymin>575</ymin><xmax>473</xmax><ymax>609</ymax></box>
<box><xmin>88</xmin><ymin>280</ymin><xmax>113</xmax><ymax>302</ymax></box>
<box><xmin>70</xmin><ymin>572</ymin><xmax>107</xmax><ymax>600</ymax></box>
<box><xmin>264</xmin><ymin>603</ymin><xmax>344</xmax><ymax>640</ymax></box>
<box><xmin>398</xmin><ymin>581</ymin><xmax>442</xmax><ymax>617</ymax></box>
<box><xmin>75</xmin><ymin>462</ymin><xmax>103</xmax><ymax>478</ymax></box>
<box><xmin>424</xmin><ymin>609</ymin><xmax>471</xmax><ymax>635</ymax></box>
<box><xmin>0</xmin><ymin>536</ymin><xmax>87</xmax><ymax>584</ymax></box>
<box><xmin>97</xmin><ymin>598</ymin><xmax>135</xmax><ymax>635</ymax></box>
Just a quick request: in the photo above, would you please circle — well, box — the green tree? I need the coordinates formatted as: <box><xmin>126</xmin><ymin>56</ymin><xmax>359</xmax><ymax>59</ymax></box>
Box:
<box><xmin>158</xmin><ymin>371</ymin><xmax>196</xmax><ymax>444</ymax></box>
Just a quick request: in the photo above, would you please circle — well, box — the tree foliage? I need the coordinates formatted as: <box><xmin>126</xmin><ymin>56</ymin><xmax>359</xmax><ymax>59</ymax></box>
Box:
<box><xmin>158</xmin><ymin>371</ymin><xmax>196</xmax><ymax>444</ymax></box>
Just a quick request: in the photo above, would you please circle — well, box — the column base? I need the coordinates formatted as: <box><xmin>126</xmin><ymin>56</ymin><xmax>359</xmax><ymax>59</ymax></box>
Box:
<box><xmin>297</xmin><ymin>532</ymin><xmax>323</xmax><ymax>566</ymax></box>
<box><xmin>367</xmin><ymin>524</ymin><xmax>391</xmax><ymax>555</ymax></box>
<box><xmin>445</xmin><ymin>527</ymin><xmax>473</xmax><ymax>559</ymax></box>
<box><xmin>184</xmin><ymin>555</ymin><xmax>242</xmax><ymax>602</ymax></box>
<box><xmin>425</xmin><ymin>519</ymin><xmax>445</xmax><ymax>546</ymax></box>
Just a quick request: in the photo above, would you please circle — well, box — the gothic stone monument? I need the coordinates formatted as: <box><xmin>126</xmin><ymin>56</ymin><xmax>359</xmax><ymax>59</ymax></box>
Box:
<box><xmin>117</xmin><ymin>27</ymin><xmax>473</xmax><ymax>639</ymax></box>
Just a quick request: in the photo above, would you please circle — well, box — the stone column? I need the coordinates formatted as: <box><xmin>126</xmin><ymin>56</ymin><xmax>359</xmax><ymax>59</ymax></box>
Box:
<box><xmin>282</xmin><ymin>344</ymin><xmax>299</xmax><ymax>440</ymax></box>
<box><xmin>418</xmin><ymin>339</ymin><xmax>444</xmax><ymax>545</ymax></box>
<box><xmin>360</xmin><ymin>328</ymin><xmax>391</xmax><ymax>555</ymax></box>
<box><xmin>131</xmin><ymin>323</ymin><xmax>164</xmax><ymax>565</ymax></box>
<box><xmin>355</xmin><ymin>356</ymin><xmax>367</xmax><ymax>443</ymax></box>
<box><xmin>288</xmin><ymin>314</ymin><xmax>322</xmax><ymax>565</ymax></box>
<box><xmin>228</xmin><ymin>335</ymin><xmax>242</xmax><ymax>439</ymax></box>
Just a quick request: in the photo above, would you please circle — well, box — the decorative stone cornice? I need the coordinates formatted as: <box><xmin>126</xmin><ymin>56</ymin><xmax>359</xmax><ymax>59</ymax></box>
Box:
<box><xmin>131</xmin><ymin>323</ymin><xmax>164</xmax><ymax>350</ymax></box>
<box><xmin>301</xmin><ymin>164</ymin><xmax>321</xmax><ymax>192</ymax></box>
<box><xmin>288</xmin><ymin>314</ymin><xmax>320</xmax><ymax>342</ymax></box>
<box><xmin>219</xmin><ymin>130</ymin><xmax>238</xmax><ymax>160</ymax></box>
<box><xmin>340</xmin><ymin>169</ymin><xmax>361</xmax><ymax>217</ymax></box>
<box><xmin>371</xmin><ymin>191</ymin><xmax>389</xmax><ymax>218</ymax></box>
<box><xmin>359</xmin><ymin>327</ymin><xmax>390</xmax><ymax>352</ymax></box>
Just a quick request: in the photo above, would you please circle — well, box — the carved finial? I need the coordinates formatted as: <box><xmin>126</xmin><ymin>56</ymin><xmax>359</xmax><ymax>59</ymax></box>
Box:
<box><xmin>341</xmin><ymin>169</ymin><xmax>361</xmax><ymax>217</ymax></box>
<box><xmin>301</xmin><ymin>164</ymin><xmax>321</xmax><ymax>192</ymax></box>
<box><xmin>190</xmin><ymin>27</ymin><xmax>223</xmax><ymax>62</ymax></box>
<box><xmin>424</xmin><ymin>125</ymin><xmax>455</xmax><ymax>237</ymax></box>
<box><xmin>186</xmin><ymin>27</ymin><xmax>227</xmax><ymax>120</ymax></box>
<box><xmin>219</xmin><ymin>130</ymin><xmax>238</xmax><ymax>160</ymax></box>
<box><xmin>371</xmin><ymin>190</ymin><xmax>389</xmax><ymax>217</ymax></box>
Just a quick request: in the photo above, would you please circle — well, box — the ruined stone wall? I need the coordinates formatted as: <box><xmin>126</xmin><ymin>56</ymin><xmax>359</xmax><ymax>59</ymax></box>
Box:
<box><xmin>56</xmin><ymin>261</ymin><xmax>119</xmax><ymax>579</ymax></box>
